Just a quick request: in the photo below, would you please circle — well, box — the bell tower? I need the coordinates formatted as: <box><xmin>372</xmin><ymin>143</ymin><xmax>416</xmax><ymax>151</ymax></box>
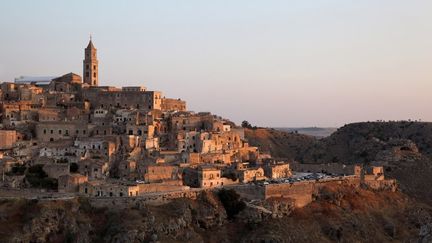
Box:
<box><xmin>83</xmin><ymin>36</ymin><xmax>99</xmax><ymax>86</ymax></box>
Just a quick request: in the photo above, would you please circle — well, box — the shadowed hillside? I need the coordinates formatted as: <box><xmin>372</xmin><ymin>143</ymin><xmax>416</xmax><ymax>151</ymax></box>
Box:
<box><xmin>0</xmin><ymin>185</ymin><xmax>430</xmax><ymax>243</ymax></box>
<box><xmin>244</xmin><ymin>128</ymin><xmax>317</xmax><ymax>160</ymax></box>
<box><xmin>245</xmin><ymin>122</ymin><xmax>432</xmax><ymax>204</ymax></box>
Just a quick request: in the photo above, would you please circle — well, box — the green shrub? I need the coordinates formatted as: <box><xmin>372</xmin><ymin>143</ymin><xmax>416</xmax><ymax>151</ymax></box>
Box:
<box><xmin>70</xmin><ymin>163</ymin><xmax>79</xmax><ymax>173</ymax></box>
<box><xmin>25</xmin><ymin>165</ymin><xmax>58</xmax><ymax>190</ymax></box>
<box><xmin>217</xmin><ymin>189</ymin><xmax>246</xmax><ymax>219</ymax></box>
<box><xmin>6</xmin><ymin>164</ymin><xmax>26</xmax><ymax>176</ymax></box>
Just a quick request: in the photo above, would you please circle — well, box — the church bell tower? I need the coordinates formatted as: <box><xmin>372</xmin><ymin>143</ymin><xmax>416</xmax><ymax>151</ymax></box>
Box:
<box><xmin>83</xmin><ymin>37</ymin><xmax>99</xmax><ymax>86</ymax></box>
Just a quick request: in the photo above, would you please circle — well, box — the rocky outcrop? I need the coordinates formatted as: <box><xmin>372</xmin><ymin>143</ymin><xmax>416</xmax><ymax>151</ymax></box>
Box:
<box><xmin>238</xmin><ymin>198</ymin><xmax>295</xmax><ymax>224</ymax></box>
<box><xmin>375</xmin><ymin>138</ymin><xmax>421</xmax><ymax>163</ymax></box>
<box><xmin>0</xmin><ymin>185</ymin><xmax>431</xmax><ymax>242</ymax></box>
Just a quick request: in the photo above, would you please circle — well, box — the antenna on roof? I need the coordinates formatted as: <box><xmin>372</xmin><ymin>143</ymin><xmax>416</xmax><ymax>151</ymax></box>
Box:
<box><xmin>89</xmin><ymin>33</ymin><xmax>92</xmax><ymax>41</ymax></box>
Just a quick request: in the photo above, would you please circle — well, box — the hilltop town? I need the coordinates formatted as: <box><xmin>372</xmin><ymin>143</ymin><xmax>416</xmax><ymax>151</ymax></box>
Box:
<box><xmin>0</xmin><ymin>39</ymin><xmax>395</xmax><ymax>208</ymax></box>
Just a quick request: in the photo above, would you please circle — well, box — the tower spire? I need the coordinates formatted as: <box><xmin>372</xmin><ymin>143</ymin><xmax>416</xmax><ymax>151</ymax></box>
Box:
<box><xmin>83</xmin><ymin>37</ymin><xmax>98</xmax><ymax>86</ymax></box>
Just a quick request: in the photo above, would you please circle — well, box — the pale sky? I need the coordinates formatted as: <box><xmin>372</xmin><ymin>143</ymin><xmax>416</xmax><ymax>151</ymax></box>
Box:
<box><xmin>0</xmin><ymin>0</ymin><xmax>431</xmax><ymax>127</ymax></box>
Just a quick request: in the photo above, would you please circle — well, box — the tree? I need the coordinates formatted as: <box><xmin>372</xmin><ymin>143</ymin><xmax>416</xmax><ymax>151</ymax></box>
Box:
<box><xmin>70</xmin><ymin>163</ymin><xmax>79</xmax><ymax>173</ymax></box>
<box><xmin>241</xmin><ymin>120</ymin><xmax>252</xmax><ymax>129</ymax></box>
<box><xmin>218</xmin><ymin>189</ymin><xmax>246</xmax><ymax>219</ymax></box>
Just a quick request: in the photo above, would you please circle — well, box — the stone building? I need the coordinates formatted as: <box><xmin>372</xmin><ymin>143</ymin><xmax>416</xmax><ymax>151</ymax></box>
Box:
<box><xmin>143</xmin><ymin>165</ymin><xmax>180</xmax><ymax>183</ymax></box>
<box><xmin>264</xmin><ymin>163</ymin><xmax>292</xmax><ymax>179</ymax></box>
<box><xmin>78</xmin><ymin>159</ymin><xmax>109</xmax><ymax>179</ymax></box>
<box><xmin>58</xmin><ymin>174</ymin><xmax>88</xmax><ymax>193</ymax></box>
<box><xmin>38</xmin><ymin>108</ymin><xmax>64</xmax><ymax>122</ymax></box>
<box><xmin>79</xmin><ymin>180</ymin><xmax>139</xmax><ymax>197</ymax></box>
<box><xmin>236</xmin><ymin>167</ymin><xmax>265</xmax><ymax>183</ymax></box>
<box><xmin>0</xmin><ymin>130</ymin><xmax>17</xmax><ymax>149</ymax></box>
<box><xmin>35</xmin><ymin>121</ymin><xmax>90</xmax><ymax>142</ymax></box>
<box><xmin>183</xmin><ymin>165</ymin><xmax>228</xmax><ymax>188</ymax></box>
<box><xmin>48</xmin><ymin>73</ymin><xmax>82</xmax><ymax>93</ymax></box>
<box><xmin>161</xmin><ymin>98</ymin><xmax>187</xmax><ymax>112</ymax></box>
<box><xmin>82</xmin><ymin>89</ymin><xmax>162</xmax><ymax>111</ymax></box>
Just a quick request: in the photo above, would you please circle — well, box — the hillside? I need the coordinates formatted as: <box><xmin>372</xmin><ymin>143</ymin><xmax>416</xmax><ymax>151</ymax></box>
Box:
<box><xmin>244</xmin><ymin>128</ymin><xmax>317</xmax><ymax>160</ymax></box>
<box><xmin>275</xmin><ymin>127</ymin><xmax>337</xmax><ymax>138</ymax></box>
<box><xmin>245</xmin><ymin>122</ymin><xmax>432</xmax><ymax>204</ymax></box>
<box><xmin>0</xmin><ymin>185</ymin><xmax>430</xmax><ymax>243</ymax></box>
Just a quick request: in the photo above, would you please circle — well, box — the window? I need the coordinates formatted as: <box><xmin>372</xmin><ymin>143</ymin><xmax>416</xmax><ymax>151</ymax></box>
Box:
<box><xmin>58</xmin><ymin>130</ymin><xmax>62</xmax><ymax>135</ymax></box>
<box><xmin>50</xmin><ymin>130</ymin><xmax>53</xmax><ymax>134</ymax></box>
<box><xmin>93</xmin><ymin>72</ymin><xmax>96</xmax><ymax>78</ymax></box>
<box><xmin>43</xmin><ymin>129</ymin><xmax>46</xmax><ymax>134</ymax></box>
<box><xmin>86</xmin><ymin>72</ymin><xmax>89</xmax><ymax>77</ymax></box>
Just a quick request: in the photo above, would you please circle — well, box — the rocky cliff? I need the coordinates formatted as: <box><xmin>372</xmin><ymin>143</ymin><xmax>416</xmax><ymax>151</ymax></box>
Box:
<box><xmin>0</xmin><ymin>185</ymin><xmax>430</xmax><ymax>243</ymax></box>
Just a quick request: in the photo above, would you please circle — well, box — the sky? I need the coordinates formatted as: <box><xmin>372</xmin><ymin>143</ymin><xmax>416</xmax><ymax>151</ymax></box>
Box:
<box><xmin>0</xmin><ymin>0</ymin><xmax>431</xmax><ymax>127</ymax></box>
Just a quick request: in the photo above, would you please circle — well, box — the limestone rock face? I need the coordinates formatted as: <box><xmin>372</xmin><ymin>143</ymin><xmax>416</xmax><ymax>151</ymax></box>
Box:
<box><xmin>100</xmin><ymin>191</ymin><xmax>227</xmax><ymax>242</ymax></box>
<box><xmin>1</xmin><ymin>186</ymin><xmax>431</xmax><ymax>243</ymax></box>
<box><xmin>237</xmin><ymin>198</ymin><xmax>295</xmax><ymax>223</ymax></box>
<box><xmin>419</xmin><ymin>223</ymin><xmax>432</xmax><ymax>243</ymax></box>
<box><xmin>375</xmin><ymin>139</ymin><xmax>421</xmax><ymax>163</ymax></box>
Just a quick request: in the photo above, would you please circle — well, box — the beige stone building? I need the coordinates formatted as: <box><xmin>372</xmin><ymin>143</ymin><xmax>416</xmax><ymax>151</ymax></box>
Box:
<box><xmin>264</xmin><ymin>163</ymin><xmax>292</xmax><ymax>179</ymax></box>
<box><xmin>143</xmin><ymin>165</ymin><xmax>180</xmax><ymax>183</ymax></box>
<box><xmin>0</xmin><ymin>130</ymin><xmax>17</xmax><ymax>149</ymax></box>
<box><xmin>35</xmin><ymin>122</ymin><xmax>91</xmax><ymax>142</ymax></box>
<box><xmin>236</xmin><ymin>167</ymin><xmax>265</xmax><ymax>183</ymax></box>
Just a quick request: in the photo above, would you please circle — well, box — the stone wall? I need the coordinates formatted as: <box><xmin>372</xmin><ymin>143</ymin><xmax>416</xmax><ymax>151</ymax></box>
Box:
<box><xmin>363</xmin><ymin>179</ymin><xmax>397</xmax><ymax>192</ymax></box>
<box><xmin>264</xmin><ymin>182</ymin><xmax>314</xmax><ymax>208</ymax></box>
<box><xmin>291</xmin><ymin>162</ymin><xmax>355</xmax><ymax>175</ymax></box>
<box><xmin>0</xmin><ymin>130</ymin><xmax>17</xmax><ymax>149</ymax></box>
<box><xmin>225</xmin><ymin>184</ymin><xmax>265</xmax><ymax>200</ymax></box>
<box><xmin>88</xmin><ymin>190</ymin><xmax>200</xmax><ymax>208</ymax></box>
<box><xmin>138</xmin><ymin>183</ymin><xmax>189</xmax><ymax>194</ymax></box>
<box><xmin>229</xmin><ymin>176</ymin><xmax>362</xmax><ymax>208</ymax></box>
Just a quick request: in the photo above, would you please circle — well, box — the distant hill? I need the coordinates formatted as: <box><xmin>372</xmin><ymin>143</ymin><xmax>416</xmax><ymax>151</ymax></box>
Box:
<box><xmin>275</xmin><ymin>127</ymin><xmax>337</xmax><ymax>138</ymax></box>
